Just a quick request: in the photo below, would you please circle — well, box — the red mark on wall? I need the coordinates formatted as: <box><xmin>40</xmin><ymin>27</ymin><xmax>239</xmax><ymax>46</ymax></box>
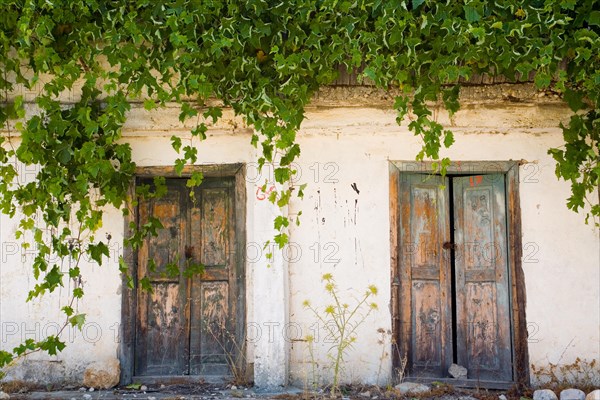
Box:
<box><xmin>256</xmin><ymin>185</ymin><xmax>276</xmax><ymax>201</ymax></box>
<box><xmin>469</xmin><ymin>175</ymin><xmax>484</xmax><ymax>187</ymax></box>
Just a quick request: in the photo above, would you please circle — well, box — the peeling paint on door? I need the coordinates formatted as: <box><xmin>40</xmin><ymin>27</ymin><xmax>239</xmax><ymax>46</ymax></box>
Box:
<box><xmin>134</xmin><ymin>177</ymin><xmax>242</xmax><ymax>379</ymax></box>
<box><xmin>397</xmin><ymin>172</ymin><xmax>513</xmax><ymax>383</ymax></box>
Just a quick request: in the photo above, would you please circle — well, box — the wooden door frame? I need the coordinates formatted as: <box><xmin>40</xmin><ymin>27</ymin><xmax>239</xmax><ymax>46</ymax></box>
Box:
<box><xmin>119</xmin><ymin>163</ymin><xmax>247</xmax><ymax>384</ymax></box>
<box><xmin>389</xmin><ymin>160</ymin><xmax>529</xmax><ymax>388</ymax></box>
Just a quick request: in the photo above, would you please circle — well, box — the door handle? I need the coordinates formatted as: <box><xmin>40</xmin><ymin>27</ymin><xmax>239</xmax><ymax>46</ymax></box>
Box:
<box><xmin>442</xmin><ymin>242</ymin><xmax>456</xmax><ymax>250</ymax></box>
<box><xmin>185</xmin><ymin>245</ymin><xmax>194</xmax><ymax>259</ymax></box>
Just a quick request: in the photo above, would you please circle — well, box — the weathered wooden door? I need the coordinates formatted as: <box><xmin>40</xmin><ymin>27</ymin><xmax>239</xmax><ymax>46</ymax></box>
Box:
<box><xmin>398</xmin><ymin>174</ymin><xmax>453</xmax><ymax>378</ymax></box>
<box><xmin>398</xmin><ymin>173</ymin><xmax>513</xmax><ymax>382</ymax></box>
<box><xmin>453</xmin><ymin>175</ymin><xmax>512</xmax><ymax>381</ymax></box>
<box><xmin>135</xmin><ymin>177</ymin><xmax>241</xmax><ymax>377</ymax></box>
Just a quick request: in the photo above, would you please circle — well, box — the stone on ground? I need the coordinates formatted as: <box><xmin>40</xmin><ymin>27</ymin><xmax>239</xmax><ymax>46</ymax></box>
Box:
<box><xmin>394</xmin><ymin>382</ymin><xmax>430</xmax><ymax>394</ymax></box>
<box><xmin>586</xmin><ymin>390</ymin><xmax>600</xmax><ymax>400</ymax></box>
<box><xmin>448</xmin><ymin>363</ymin><xmax>468</xmax><ymax>379</ymax></box>
<box><xmin>0</xmin><ymin>391</ymin><xmax>9</xmax><ymax>399</ymax></box>
<box><xmin>561</xmin><ymin>389</ymin><xmax>586</xmax><ymax>400</ymax></box>
<box><xmin>82</xmin><ymin>358</ymin><xmax>120</xmax><ymax>389</ymax></box>
<box><xmin>534</xmin><ymin>389</ymin><xmax>559</xmax><ymax>400</ymax></box>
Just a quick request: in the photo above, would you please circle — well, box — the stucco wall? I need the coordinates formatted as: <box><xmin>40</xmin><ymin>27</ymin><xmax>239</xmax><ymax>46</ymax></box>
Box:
<box><xmin>0</xmin><ymin>173</ymin><xmax>124</xmax><ymax>384</ymax></box>
<box><xmin>288</xmin><ymin>106</ymin><xmax>600</xmax><ymax>387</ymax></box>
<box><xmin>0</xmin><ymin>87</ymin><xmax>598</xmax><ymax>388</ymax></box>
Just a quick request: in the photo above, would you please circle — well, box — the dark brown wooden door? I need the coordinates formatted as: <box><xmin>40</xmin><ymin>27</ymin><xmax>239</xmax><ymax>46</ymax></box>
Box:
<box><xmin>135</xmin><ymin>177</ymin><xmax>241</xmax><ymax>377</ymax></box>
<box><xmin>398</xmin><ymin>173</ymin><xmax>513</xmax><ymax>382</ymax></box>
<box><xmin>453</xmin><ymin>175</ymin><xmax>512</xmax><ymax>381</ymax></box>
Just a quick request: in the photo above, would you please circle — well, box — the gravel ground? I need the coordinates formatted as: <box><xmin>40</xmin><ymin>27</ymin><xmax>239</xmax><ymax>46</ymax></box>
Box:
<box><xmin>2</xmin><ymin>383</ymin><xmax>519</xmax><ymax>400</ymax></box>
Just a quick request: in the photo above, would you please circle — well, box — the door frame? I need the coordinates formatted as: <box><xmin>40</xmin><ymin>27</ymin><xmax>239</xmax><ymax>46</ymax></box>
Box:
<box><xmin>389</xmin><ymin>160</ymin><xmax>529</xmax><ymax>388</ymax></box>
<box><xmin>119</xmin><ymin>163</ymin><xmax>247</xmax><ymax>384</ymax></box>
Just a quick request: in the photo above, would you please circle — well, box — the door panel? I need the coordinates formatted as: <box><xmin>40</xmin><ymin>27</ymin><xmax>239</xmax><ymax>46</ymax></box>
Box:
<box><xmin>136</xmin><ymin>181</ymin><xmax>189</xmax><ymax>376</ymax></box>
<box><xmin>134</xmin><ymin>177</ymin><xmax>240</xmax><ymax>378</ymax></box>
<box><xmin>453</xmin><ymin>174</ymin><xmax>512</xmax><ymax>381</ymax></box>
<box><xmin>399</xmin><ymin>174</ymin><xmax>452</xmax><ymax>377</ymax></box>
<box><xmin>200</xmin><ymin>188</ymin><xmax>230</xmax><ymax>267</ymax></box>
<box><xmin>190</xmin><ymin>281</ymin><xmax>230</xmax><ymax>375</ymax></box>
<box><xmin>189</xmin><ymin>180</ymin><xmax>236</xmax><ymax>375</ymax></box>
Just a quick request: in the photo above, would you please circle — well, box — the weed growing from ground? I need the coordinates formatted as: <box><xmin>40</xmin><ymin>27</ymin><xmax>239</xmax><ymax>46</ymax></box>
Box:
<box><xmin>303</xmin><ymin>273</ymin><xmax>378</xmax><ymax>397</ymax></box>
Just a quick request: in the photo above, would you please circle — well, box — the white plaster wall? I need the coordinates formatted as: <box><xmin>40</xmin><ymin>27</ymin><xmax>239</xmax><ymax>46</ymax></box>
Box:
<box><xmin>0</xmin><ymin>162</ymin><xmax>124</xmax><ymax>383</ymax></box>
<box><xmin>286</xmin><ymin>106</ymin><xmax>599</xmax><ymax>387</ymax></box>
<box><xmin>0</xmin><ymin>98</ymin><xmax>598</xmax><ymax>387</ymax></box>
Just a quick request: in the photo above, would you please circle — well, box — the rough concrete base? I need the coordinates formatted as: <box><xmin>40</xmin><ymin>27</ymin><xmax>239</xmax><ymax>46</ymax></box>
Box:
<box><xmin>2</xmin><ymin>360</ymin><xmax>85</xmax><ymax>388</ymax></box>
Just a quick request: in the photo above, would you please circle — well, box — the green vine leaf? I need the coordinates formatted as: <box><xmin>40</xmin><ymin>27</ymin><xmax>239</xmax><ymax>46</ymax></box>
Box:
<box><xmin>39</xmin><ymin>336</ymin><xmax>66</xmax><ymax>356</ymax></box>
<box><xmin>69</xmin><ymin>314</ymin><xmax>86</xmax><ymax>330</ymax></box>
<box><xmin>0</xmin><ymin>351</ymin><xmax>14</xmax><ymax>368</ymax></box>
<box><xmin>88</xmin><ymin>242</ymin><xmax>109</xmax><ymax>266</ymax></box>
